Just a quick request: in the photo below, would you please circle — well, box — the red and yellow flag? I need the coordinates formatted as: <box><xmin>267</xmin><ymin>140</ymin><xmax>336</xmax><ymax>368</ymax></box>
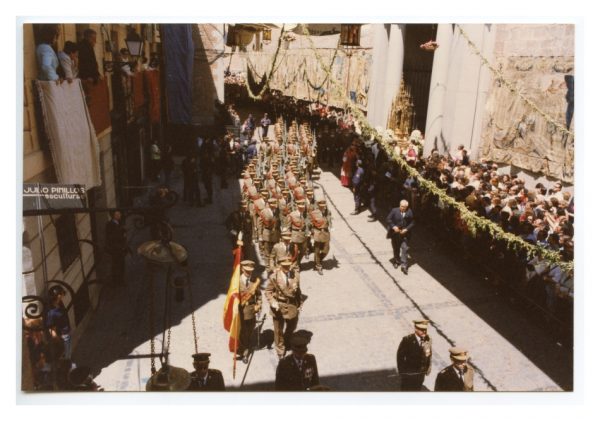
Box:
<box><xmin>223</xmin><ymin>246</ymin><xmax>241</xmax><ymax>353</ymax></box>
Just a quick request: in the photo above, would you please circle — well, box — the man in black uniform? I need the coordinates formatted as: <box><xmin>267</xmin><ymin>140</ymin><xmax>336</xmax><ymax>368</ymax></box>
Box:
<box><xmin>275</xmin><ymin>334</ymin><xmax>320</xmax><ymax>391</ymax></box>
<box><xmin>396</xmin><ymin>320</ymin><xmax>432</xmax><ymax>391</ymax></box>
<box><xmin>225</xmin><ymin>200</ymin><xmax>254</xmax><ymax>254</ymax></box>
<box><xmin>105</xmin><ymin>210</ymin><xmax>128</xmax><ymax>285</ymax></box>
<box><xmin>187</xmin><ymin>353</ymin><xmax>225</xmax><ymax>391</ymax></box>
<box><xmin>434</xmin><ymin>347</ymin><xmax>475</xmax><ymax>392</ymax></box>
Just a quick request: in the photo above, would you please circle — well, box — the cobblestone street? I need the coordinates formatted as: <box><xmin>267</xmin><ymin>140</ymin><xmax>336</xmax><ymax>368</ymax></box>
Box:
<box><xmin>72</xmin><ymin>146</ymin><xmax>572</xmax><ymax>392</ymax></box>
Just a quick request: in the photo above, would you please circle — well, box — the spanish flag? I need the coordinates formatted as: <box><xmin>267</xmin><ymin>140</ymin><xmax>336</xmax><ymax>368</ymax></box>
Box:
<box><xmin>223</xmin><ymin>246</ymin><xmax>241</xmax><ymax>353</ymax></box>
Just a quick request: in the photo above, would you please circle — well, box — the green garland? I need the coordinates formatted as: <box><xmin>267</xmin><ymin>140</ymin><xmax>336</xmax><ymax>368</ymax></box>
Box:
<box><xmin>245</xmin><ymin>25</ymin><xmax>287</xmax><ymax>100</ymax></box>
<box><xmin>300</xmin><ymin>24</ymin><xmax>574</xmax><ymax>273</ymax></box>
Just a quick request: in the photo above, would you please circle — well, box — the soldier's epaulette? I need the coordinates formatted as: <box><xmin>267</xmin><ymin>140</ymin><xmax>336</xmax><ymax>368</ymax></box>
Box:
<box><xmin>440</xmin><ymin>367</ymin><xmax>451</xmax><ymax>374</ymax></box>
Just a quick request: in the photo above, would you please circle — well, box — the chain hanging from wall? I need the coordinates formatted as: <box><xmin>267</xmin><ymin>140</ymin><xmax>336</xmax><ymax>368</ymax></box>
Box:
<box><xmin>140</xmin><ymin>226</ymin><xmax>200</xmax><ymax>391</ymax></box>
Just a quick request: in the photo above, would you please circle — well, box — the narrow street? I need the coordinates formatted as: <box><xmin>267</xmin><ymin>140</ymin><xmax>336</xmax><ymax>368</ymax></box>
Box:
<box><xmin>72</xmin><ymin>126</ymin><xmax>572</xmax><ymax>391</ymax></box>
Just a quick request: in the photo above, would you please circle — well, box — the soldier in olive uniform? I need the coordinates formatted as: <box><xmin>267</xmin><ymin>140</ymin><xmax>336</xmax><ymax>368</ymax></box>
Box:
<box><xmin>269</xmin><ymin>231</ymin><xmax>293</xmax><ymax>272</ymax></box>
<box><xmin>188</xmin><ymin>353</ymin><xmax>225</xmax><ymax>391</ymax></box>
<box><xmin>434</xmin><ymin>347</ymin><xmax>474</xmax><ymax>391</ymax></box>
<box><xmin>275</xmin><ymin>334</ymin><xmax>320</xmax><ymax>391</ymax></box>
<box><xmin>396</xmin><ymin>320</ymin><xmax>432</xmax><ymax>391</ymax></box>
<box><xmin>238</xmin><ymin>260</ymin><xmax>262</xmax><ymax>363</ymax></box>
<box><xmin>312</xmin><ymin>200</ymin><xmax>332</xmax><ymax>275</ymax></box>
<box><xmin>289</xmin><ymin>201</ymin><xmax>308</xmax><ymax>265</ymax></box>
<box><xmin>261</xmin><ymin>198</ymin><xmax>280</xmax><ymax>260</ymax></box>
<box><xmin>265</xmin><ymin>258</ymin><xmax>303</xmax><ymax>359</ymax></box>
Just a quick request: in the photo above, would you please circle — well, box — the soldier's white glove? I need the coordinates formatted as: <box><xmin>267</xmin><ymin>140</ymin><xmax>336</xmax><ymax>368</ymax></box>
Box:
<box><xmin>271</xmin><ymin>302</ymin><xmax>280</xmax><ymax>311</ymax></box>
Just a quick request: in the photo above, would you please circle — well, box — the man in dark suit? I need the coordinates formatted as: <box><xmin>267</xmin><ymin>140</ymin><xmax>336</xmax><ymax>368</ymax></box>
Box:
<box><xmin>396</xmin><ymin>320</ymin><xmax>432</xmax><ymax>391</ymax></box>
<box><xmin>434</xmin><ymin>347</ymin><xmax>475</xmax><ymax>391</ymax></box>
<box><xmin>105</xmin><ymin>210</ymin><xmax>127</xmax><ymax>285</ymax></box>
<box><xmin>188</xmin><ymin>353</ymin><xmax>225</xmax><ymax>391</ymax></box>
<box><xmin>77</xmin><ymin>28</ymin><xmax>100</xmax><ymax>83</ymax></box>
<box><xmin>386</xmin><ymin>199</ymin><xmax>415</xmax><ymax>273</ymax></box>
<box><xmin>275</xmin><ymin>334</ymin><xmax>320</xmax><ymax>391</ymax></box>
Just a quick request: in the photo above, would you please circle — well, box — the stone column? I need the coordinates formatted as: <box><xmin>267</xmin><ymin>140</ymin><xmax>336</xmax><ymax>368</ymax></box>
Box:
<box><xmin>440</xmin><ymin>24</ymin><xmax>492</xmax><ymax>157</ymax></box>
<box><xmin>367</xmin><ymin>24</ymin><xmax>389</xmax><ymax>129</ymax></box>
<box><xmin>381</xmin><ymin>24</ymin><xmax>405</xmax><ymax>131</ymax></box>
<box><xmin>423</xmin><ymin>24</ymin><xmax>453</xmax><ymax>157</ymax></box>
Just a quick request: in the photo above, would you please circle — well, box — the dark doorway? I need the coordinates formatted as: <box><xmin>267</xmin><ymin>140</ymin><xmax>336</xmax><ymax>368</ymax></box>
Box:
<box><xmin>402</xmin><ymin>24</ymin><xmax>437</xmax><ymax>133</ymax></box>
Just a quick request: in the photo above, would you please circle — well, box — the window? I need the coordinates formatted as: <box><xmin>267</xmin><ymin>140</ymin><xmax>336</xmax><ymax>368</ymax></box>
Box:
<box><xmin>55</xmin><ymin>214</ymin><xmax>80</xmax><ymax>272</ymax></box>
<box><xmin>73</xmin><ymin>282</ymin><xmax>90</xmax><ymax>326</ymax></box>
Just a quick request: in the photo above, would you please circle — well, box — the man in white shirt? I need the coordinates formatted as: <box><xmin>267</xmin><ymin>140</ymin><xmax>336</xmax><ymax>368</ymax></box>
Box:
<box><xmin>58</xmin><ymin>41</ymin><xmax>78</xmax><ymax>83</ymax></box>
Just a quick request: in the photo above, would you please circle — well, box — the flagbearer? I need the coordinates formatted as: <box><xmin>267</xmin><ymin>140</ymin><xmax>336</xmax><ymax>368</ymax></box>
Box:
<box><xmin>188</xmin><ymin>353</ymin><xmax>225</xmax><ymax>391</ymax></box>
<box><xmin>238</xmin><ymin>260</ymin><xmax>262</xmax><ymax>364</ymax></box>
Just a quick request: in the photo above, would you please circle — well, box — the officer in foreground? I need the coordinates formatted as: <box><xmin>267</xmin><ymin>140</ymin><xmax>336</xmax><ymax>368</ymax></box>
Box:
<box><xmin>434</xmin><ymin>347</ymin><xmax>474</xmax><ymax>391</ymax></box>
<box><xmin>396</xmin><ymin>319</ymin><xmax>432</xmax><ymax>391</ymax></box>
<box><xmin>275</xmin><ymin>333</ymin><xmax>320</xmax><ymax>391</ymax></box>
<box><xmin>188</xmin><ymin>353</ymin><xmax>225</xmax><ymax>391</ymax></box>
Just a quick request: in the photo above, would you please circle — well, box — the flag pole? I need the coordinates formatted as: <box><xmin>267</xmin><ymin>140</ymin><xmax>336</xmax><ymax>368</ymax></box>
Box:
<box><xmin>233</xmin><ymin>337</ymin><xmax>238</xmax><ymax>379</ymax></box>
<box><xmin>232</xmin><ymin>243</ymin><xmax>242</xmax><ymax>379</ymax></box>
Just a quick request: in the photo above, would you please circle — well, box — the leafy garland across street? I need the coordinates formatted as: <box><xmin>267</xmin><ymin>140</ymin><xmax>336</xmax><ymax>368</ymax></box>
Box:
<box><xmin>244</xmin><ymin>25</ymin><xmax>287</xmax><ymax>100</ymax></box>
<box><xmin>299</xmin><ymin>24</ymin><xmax>573</xmax><ymax>273</ymax></box>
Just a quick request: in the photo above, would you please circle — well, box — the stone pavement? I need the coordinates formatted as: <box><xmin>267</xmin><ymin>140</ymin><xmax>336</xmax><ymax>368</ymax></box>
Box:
<box><xmin>72</xmin><ymin>133</ymin><xmax>571</xmax><ymax>393</ymax></box>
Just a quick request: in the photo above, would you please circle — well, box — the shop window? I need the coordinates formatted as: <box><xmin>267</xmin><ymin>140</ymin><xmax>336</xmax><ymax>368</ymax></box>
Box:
<box><xmin>73</xmin><ymin>282</ymin><xmax>90</xmax><ymax>326</ymax></box>
<box><xmin>55</xmin><ymin>214</ymin><xmax>80</xmax><ymax>272</ymax></box>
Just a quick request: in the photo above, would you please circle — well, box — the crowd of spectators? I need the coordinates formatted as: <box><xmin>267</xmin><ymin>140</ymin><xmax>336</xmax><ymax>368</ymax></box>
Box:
<box><xmin>225</xmin><ymin>84</ymin><xmax>574</xmax><ymax>331</ymax></box>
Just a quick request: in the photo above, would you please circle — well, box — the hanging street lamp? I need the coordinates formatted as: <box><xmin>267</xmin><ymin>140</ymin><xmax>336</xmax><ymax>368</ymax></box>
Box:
<box><xmin>138</xmin><ymin>227</ymin><xmax>198</xmax><ymax>392</ymax></box>
<box><xmin>103</xmin><ymin>25</ymin><xmax>145</xmax><ymax>73</ymax></box>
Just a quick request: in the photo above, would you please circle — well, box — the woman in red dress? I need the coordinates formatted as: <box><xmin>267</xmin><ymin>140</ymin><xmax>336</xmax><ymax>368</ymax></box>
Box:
<box><xmin>340</xmin><ymin>145</ymin><xmax>357</xmax><ymax>188</ymax></box>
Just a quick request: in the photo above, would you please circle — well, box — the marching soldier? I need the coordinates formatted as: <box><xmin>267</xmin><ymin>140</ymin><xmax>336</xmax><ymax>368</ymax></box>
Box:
<box><xmin>265</xmin><ymin>258</ymin><xmax>303</xmax><ymax>359</ymax></box>
<box><xmin>238</xmin><ymin>260</ymin><xmax>262</xmax><ymax>363</ymax></box>
<box><xmin>310</xmin><ymin>208</ymin><xmax>330</xmax><ymax>275</ymax></box>
<box><xmin>305</xmin><ymin>187</ymin><xmax>315</xmax><ymax>208</ymax></box>
<box><xmin>290</xmin><ymin>201</ymin><xmax>309</xmax><ymax>266</ymax></box>
<box><xmin>396</xmin><ymin>320</ymin><xmax>432</xmax><ymax>391</ymax></box>
<box><xmin>270</xmin><ymin>231</ymin><xmax>293</xmax><ymax>272</ymax></box>
<box><xmin>434</xmin><ymin>347</ymin><xmax>475</xmax><ymax>391</ymax></box>
<box><xmin>275</xmin><ymin>333</ymin><xmax>320</xmax><ymax>391</ymax></box>
<box><xmin>251</xmin><ymin>192</ymin><xmax>267</xmax><ymax>254</ymax></box>
<box><xmin>261</xmin><ymin>198</ymin><xmax>281</xmax><ymax>260</ymax></box>
<box><xmin>188</xmin><ymin>353</ymin><xmax>225</xmax><ymax>391</ymax></box>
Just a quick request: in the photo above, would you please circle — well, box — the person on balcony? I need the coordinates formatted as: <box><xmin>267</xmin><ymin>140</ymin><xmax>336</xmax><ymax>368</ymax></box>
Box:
<box><xmin>36</xmin><ymin>24</ymin><xmax>60</xmax><ymax>83</ymax></box>
<box><xmin>78</xmin><ymin>28</ymin><xmax>101</xmax><ymax>83</ymax></box>
<box><xmin>58</xmin><ymin>41</ymin><xmax>78</xmax><ymax>83</ymax></box>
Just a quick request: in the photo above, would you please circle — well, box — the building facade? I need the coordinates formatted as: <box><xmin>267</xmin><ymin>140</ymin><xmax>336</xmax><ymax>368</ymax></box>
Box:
<box><xmin>21</xmin><ymin>22</ymin><xmax>164</xmax><ymax>389</ymax></box>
